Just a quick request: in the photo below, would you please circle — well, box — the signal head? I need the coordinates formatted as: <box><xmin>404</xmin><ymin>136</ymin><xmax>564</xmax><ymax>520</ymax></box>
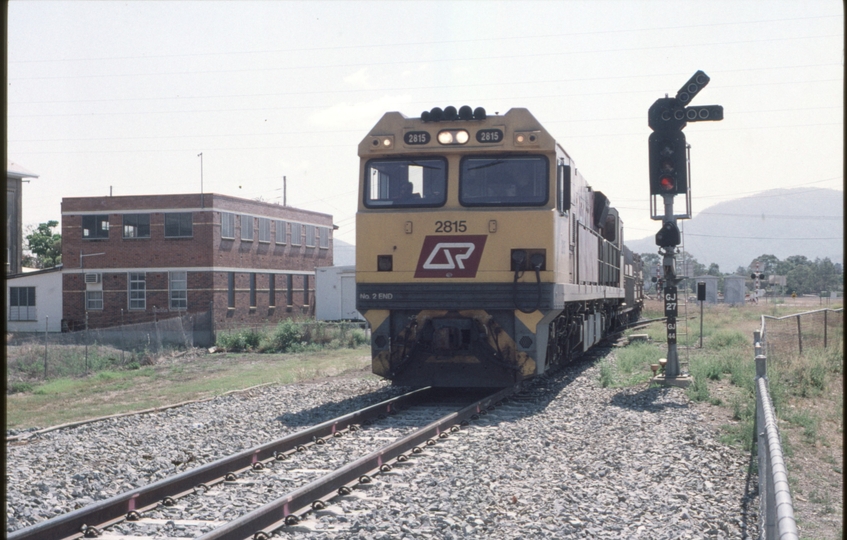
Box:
<box><xmin>676</xmin><ymin>70</ymin><xmax>710</xmax><ymax>104</ymax></box>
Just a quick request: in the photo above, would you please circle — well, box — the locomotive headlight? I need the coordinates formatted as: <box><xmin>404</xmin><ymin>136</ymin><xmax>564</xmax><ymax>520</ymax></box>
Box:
<box><xmin>514</xmin><ymin>131</ymin><xmax>541</xmax><ymax>146</ymax></box>
<box><xmin>437</xmin><ymin>129</ymin><xmax>469</xmax><ymax>145</ymax></box>
<box><xmin>370</xmin><ymin>136</ymin><xmax>394</xmax><ymax>150</ymax></box>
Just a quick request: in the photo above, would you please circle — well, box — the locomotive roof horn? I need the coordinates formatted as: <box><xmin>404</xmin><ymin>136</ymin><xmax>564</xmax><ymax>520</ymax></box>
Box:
<box><xmin>421</xmin><ymin>106</ymin><xmax>486</xmax><ymax>122</ymax></box>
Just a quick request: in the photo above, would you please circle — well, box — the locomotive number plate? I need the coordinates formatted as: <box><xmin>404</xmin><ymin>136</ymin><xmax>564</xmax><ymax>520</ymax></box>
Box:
<box><xmin>404</xmin><ymin>131</ymin><xmax>431</xmax><ymax>145</ymax></box>
<box><xmin>476</xmin><ymin>129</ymin><xmax>504</xmax><ymax>143</ymax></box>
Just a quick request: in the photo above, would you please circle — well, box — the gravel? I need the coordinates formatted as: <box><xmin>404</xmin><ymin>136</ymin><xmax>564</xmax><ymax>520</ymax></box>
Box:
<box><xmin>6</xmin><ymin>356</ymin><xmax>759</xmax><ymax>539</ymax></box>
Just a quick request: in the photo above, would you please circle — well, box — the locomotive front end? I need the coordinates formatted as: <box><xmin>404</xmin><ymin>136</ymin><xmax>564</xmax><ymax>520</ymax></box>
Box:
<box><xmin>356</xmin><ymin>108</ymin><xmax>566</xmax><ymax>387</ymax></box>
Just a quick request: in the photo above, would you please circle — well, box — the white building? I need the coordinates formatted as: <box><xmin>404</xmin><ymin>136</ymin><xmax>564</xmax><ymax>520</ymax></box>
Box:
<box><xmin>315</xmin><ymin>265</ymin><xmax>363</xmax><ymax>321</ymax></box>
<box><xmin>6</xmin><ymin>266</ymin><xmax>64</xmax><ymax>332</ymax></box>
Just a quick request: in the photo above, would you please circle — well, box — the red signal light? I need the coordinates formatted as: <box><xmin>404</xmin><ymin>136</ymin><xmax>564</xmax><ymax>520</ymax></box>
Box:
<box><xmin>659</xmin><ymin>176</ymin><xmax>675</xmax><ymax>191</ymax></box>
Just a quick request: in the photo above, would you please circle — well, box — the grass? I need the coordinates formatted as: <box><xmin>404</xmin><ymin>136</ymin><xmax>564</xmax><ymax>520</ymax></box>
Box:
<box><xmin>6</xmin><ymin>319</ymin><xmax>374</xmax><ymax>430</ymax></box>
<box><xmin>6</xmin><ymin>348</ymin><xmax>373</xmax><ymax>430</ymax></box>
<box><xmin>215</xmin><ymin>319</ymin><xmax>368</xmax><ymax>353</ymax></box>
<box><xmin>616</xmin><ymin>299</ymin><xmax>843</xmax><ymax>540</ymax></box>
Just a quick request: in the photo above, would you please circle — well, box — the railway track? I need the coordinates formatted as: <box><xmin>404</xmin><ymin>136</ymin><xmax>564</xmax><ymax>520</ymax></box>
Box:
<box><xmin>9</xmin><ymin>385</ymin><xmax>518</xmax><ymax>540</ymax></box>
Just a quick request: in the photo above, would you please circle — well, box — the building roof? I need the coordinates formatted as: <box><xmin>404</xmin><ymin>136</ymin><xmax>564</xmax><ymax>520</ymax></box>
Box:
<box><xmin>6</xmin><ymin>265</ymin><xmax>63</xmax><ymax>280</ymax></box>
<box><xmin>7</xmin><ymin>161</ymin><xmax>39</xmax><ymax>180</ymax></box>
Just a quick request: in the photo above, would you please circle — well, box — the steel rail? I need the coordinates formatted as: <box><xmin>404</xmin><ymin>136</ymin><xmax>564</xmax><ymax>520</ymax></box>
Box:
<box><xmin>7</xmin><ymin>387</ymin><xmax>433</xmax><ymax>540</ymax></box>
<box><xmin>196</xmin><ymin>384</ymin><xmax>520</xmax><ymax>540</ymax></box>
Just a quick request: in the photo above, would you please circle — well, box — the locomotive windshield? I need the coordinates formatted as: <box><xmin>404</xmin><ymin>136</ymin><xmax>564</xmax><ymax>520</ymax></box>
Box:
<box><xmin>459</xmin><ymin>155</ymin><xmax>549</xmax><ymax>206</ymax></box>
<box><xmin>364</xmin><ymin>157</ymin><xmax>447</xmax><ymax>208</ymax></box>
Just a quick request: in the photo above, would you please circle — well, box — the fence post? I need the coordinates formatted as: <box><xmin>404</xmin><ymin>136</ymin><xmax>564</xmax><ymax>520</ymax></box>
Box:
<box><xmin>755</xmin><ymin>353</ymin><xmax>767</xmax><ymax>379</ymax></box>
<box><xmin>44</xmin><ymin>316</ymin><xmax>49</xmax><ymax>379</ymax></box>
<box><xmin>824</xmin><ymin>309</ymin><xmax>828</xmax><ymax>349</ymax></box>
<box><xmin>754</xmin><ymin>330</ymin><xmax>762</xmax><ymax>358</ymax></box>
<box><xmin>796</xmin><ymin>315</ymin><xmax>802</xmax><ymax>356</ymax></box>
<box><xmin>85</xmin><ymin>311</ymin><xmax>90</xmax><ymax>373</ymax></box>
<box><xmin>121</xmin><ymin>309</ymin><xmax>126</xmax><ymax>364</ymax></box>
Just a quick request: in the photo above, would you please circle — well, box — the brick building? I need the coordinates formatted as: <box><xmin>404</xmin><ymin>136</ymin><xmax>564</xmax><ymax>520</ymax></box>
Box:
<box><xmin>61</xmin><ymin>193</ymin><xmax>334</xmax><ymax>330</ymax></box>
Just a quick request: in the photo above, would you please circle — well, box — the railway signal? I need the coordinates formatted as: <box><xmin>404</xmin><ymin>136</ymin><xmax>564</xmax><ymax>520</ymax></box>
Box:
<box><xmin>647</xmin><ymin>70</ymin><xmax>724</xmax><ymax>383</ymax></box>
<box><xmin>649</xmin><ymin>131</ymin><xmax>687</xmax><ymax>196</ymax></box>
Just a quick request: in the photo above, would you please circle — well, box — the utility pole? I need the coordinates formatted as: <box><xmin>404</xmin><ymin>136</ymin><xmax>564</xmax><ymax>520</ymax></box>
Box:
<box><xmin>648</xmin><ymin>71</ymin><xmax>723</xmax><ymax>384</ymax></box>
<box><xmin>198</xmin><ymin>152</ymin><xmax>204</xmax><ymax>208</ymax></box>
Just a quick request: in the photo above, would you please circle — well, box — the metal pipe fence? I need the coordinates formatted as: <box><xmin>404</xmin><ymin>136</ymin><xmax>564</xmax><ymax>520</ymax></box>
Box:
<box><xmin>753</xmin><ymin>341</ymin><xmax>798</xmax><ymax>540</ymax></box>
<box><xmin>752</xmin><ymin>308</ymin><xmax>841</xmax><ymax>538</ymax></box>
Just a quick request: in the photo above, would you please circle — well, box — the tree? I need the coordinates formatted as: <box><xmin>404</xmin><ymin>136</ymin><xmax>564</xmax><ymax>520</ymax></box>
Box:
<box><xmin>706</xmin><ymin>263</ymin><xmax>721</xmax><ymax>276</ymax></box>
<box><xmin>749</xmin><ymin>254</ymin><xmax>780</xmax><ymax>275</ymax></box>
<box><xmin>25</xmin><ymin>220</ymin><xmax>62</xmax><ymax>269</ymax></box>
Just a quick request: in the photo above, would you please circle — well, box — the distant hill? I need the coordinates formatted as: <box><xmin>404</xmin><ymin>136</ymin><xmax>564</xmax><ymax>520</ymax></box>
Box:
<box><xmin>625</xmin><ymin>188</ymin><xmax>844</xmax><ymax>272</ymax></box>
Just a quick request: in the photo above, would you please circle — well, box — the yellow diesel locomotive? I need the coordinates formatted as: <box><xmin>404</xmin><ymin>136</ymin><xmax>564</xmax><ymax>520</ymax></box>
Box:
<box><xmin>356</xmin><ymin>106</ymin><xmax>642</xmax><ymax>387</ymax></box>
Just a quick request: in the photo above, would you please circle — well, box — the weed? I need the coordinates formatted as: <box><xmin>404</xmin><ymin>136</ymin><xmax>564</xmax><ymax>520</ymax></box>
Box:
<box><xmin>709</xmin><ymin>329</ymin><xmax>747</xmax><ymax>349</ymax></box>
<box><xmin>686</xmin><ymin>370</ymin><xmax>711</xmax><ymax>402</ymax></box>
<box><xmin>7</xmin><ymin>381</ymin><xmax>33</xmax><ymax>394</ymax></box>
<box><xmin>599</xmin><ymin>361</ymin><xmax>613</xmax><ymax>388</ymax></box>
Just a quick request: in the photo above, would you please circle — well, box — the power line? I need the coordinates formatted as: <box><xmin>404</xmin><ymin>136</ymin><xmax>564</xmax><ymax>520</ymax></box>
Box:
<box><xmin>10</xmin><ymin>62</ymin><xmax>841</xmax><ymax>107</ymax></box>
<box><xmin>10</xmin><ymin>14</ymin><xmax>841</xmax><ymax>64</ymax></box>
<box><xmin>9</xmin><ymin>32</ymin><xmax>842</xmax><ymax>82</ymax></box>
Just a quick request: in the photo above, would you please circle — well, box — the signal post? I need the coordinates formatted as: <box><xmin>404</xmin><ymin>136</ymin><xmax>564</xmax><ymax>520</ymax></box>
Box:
<box><xmin>648</xmin><ymin>71</ymin><xmax>723</xmax><ymax>384</ymax></box>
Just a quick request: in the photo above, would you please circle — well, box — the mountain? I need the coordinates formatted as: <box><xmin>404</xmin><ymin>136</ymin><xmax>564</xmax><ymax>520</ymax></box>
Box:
<box><xmin>625</xmin><ymin>188</ymin><xmax>844</xmax><ymax>272</ymax></box>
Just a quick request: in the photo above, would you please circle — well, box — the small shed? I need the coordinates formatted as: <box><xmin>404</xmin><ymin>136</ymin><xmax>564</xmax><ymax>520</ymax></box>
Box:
<box><xmin>315</xmin><ymin>266</ymin><xmax>363</xmax><ymax>321</ymax></box>
<box><xmin>6</xmin><ymin>266</ymin><xmax>64</xmax><ymax>332</ymax></box>
<box><xmin>724</xmin><ymin>275</ymin><xmax>747</xmax><ymax>305</ymax></box>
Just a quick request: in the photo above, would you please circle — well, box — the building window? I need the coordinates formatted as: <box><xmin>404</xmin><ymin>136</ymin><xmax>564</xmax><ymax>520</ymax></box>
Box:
<box><xmin>86</xmin><ymin>290</ymin><xmax>103</xmax><ymax>311</ymax></box>
<box><xmin>82</xmin><ymin>215</ymin><xmax>110</xmax><ymax>239</ymax></box>
<box><xmin>319</xmin><ymin>226</ymin><xmax>330</xmax><ymax>249</ymax></box>
<box><xmin>129</xmin><ymin>272</ymin><xmax>146</xmax><ymax>310</ymax></box>
<box><xmin>241</xmin><ymin>215</ymin><xmax>254</xmax><ymax>241</ymax></box>
<box><xmin>269</xmin><ymin>274</ymin><xmax>276</xmax><ymax>307</ymax></box>
<box><xmin>275</xmin><ymin>220</ymin><xmax>287</xmax><ymax>244</ymax></box>
<box><xmin>286</xmin><ymin>274</ymin><xmax>293</xmax><ymax>307</ymax></box>
<box><xmin>303</xmin><ymin>275</ymin><xmax>310</xmax><ymax>307</ymax></box>
<box><xmin>122</xmin><ymin>214</ymin><xmax>150</xmax><ymax>239</ymax></box>
<box><xmin>290</xmin><ymin>222</ymin><xmax>302</xmax><ymax>246</ymax></box>
<box><xmin>221</xmin><ymin>212</ymin><xmax>235</xmax><ymax>239</ymax></box>
<box><xmin>227</xmin><ymin>272</ymin><xmax>235</xmax><ymax>308</ymax></box>
<box><xmin>169</xmin><ymin>271</ymin><xmax>188</xmax><ymax>310</ymax></box>
<box><xmin>305</xmin><ymin>225</ymin><xmax>316</xmax><ymax>247</ymax></box>
<box><xmin>258</xmin><ymin>218</ymin><xmax>271</xmax><ymax>243</ymax></box>
<box><xmin>249</xmin><ymin>273</ymin><xmax>257</xmax><ymax>307</ymax></box>
<box><xmin>164</xmin><ymin>213</ymin><xmax>193</xmax><ymax>238</ymax></box>
<box><xmin>9</xmin><ymin>286</ymin><xmax>36</xmax><ymax>321</ymax></box>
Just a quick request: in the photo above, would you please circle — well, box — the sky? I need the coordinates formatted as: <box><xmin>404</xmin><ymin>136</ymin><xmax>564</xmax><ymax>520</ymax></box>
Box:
<box><xmin>7</xmin><ymin>0</ymin><xmax>844</xmax><ymax>249</ymax></box>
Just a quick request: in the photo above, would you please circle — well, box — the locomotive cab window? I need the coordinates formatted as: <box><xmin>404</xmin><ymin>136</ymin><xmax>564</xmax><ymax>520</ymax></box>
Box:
<box><xmin>459</xmin><ymin>155</ymin><xmax>548</xmax><ymax>207</ymax></box>
<box><xmin>364</xmin><ymin>158</ymin><xmax>447</xmax><ymax>208</ymax></box>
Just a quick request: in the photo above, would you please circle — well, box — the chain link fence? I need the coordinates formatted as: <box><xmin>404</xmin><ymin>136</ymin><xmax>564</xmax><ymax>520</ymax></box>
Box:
<box><xmin>761</xmin><ymin>309</ymin><xmax>843</xmax><ymax>363</ymax></box>
<box><xmin>6</xmin><ymin>311</ymin><xmax>213</xmax><ymax>384</ymax></box>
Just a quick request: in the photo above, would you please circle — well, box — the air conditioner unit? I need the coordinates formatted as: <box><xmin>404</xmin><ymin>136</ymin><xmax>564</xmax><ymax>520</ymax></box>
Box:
<box><xmin>84</xmin><ymin>273</ymin><xmax>102</xmax><ymax>284</ymax></box>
